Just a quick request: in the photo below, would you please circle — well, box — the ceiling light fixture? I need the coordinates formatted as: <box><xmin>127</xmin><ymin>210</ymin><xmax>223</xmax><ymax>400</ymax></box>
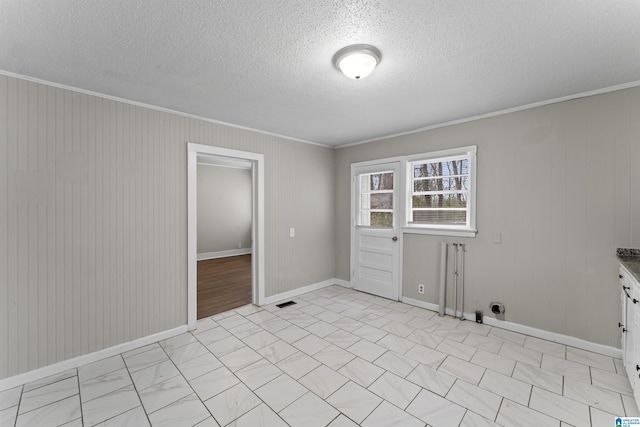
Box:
<box><xmin>333</xmin><ymin>44</ymin><xmax>381</xmax><ymax>80</ymax></box>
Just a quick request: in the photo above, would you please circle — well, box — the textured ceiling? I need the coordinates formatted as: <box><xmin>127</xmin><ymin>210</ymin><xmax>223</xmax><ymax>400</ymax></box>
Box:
<box><xmin>1</xmin><ymin>1</ymin><xmax>640</xmax><ymax>146</ymax></box>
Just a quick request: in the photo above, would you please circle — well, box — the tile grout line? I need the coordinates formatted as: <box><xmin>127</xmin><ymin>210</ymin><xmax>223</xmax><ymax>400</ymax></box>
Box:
<box><xmin>130</xmin><ymin>345</ymin><xmax>171</xmax><ymax>427</ymax></box>
<box><xmin>12</xmin><ymin>385</ymin><xmax>24</xmax><ymax>427</ymax></box>
<box><xmin>74</xmin><ymin>369</ymin><xmax>83</xmax><ymax>427</ymax></box>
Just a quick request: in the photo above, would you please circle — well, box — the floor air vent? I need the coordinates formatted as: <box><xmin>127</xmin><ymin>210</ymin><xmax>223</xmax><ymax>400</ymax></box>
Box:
<box><xmin>276</xmin><ymin>301</ymin><xmax>297</xmax><ymax>308</ymax></box>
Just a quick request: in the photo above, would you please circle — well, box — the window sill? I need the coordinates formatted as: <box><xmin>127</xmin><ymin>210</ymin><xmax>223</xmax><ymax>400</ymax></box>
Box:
<box><xmin>402</xmin><ymin>226</ymin><xmax>477</xmax><ymax>238</ymax></box>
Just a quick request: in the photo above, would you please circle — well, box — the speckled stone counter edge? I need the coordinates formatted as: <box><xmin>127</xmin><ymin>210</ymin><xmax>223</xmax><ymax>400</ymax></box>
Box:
<box><xmin>618</xmin><ymin>248</ymin><xmax>640</xmax><ymax>283</ymax></box>
<box><xmin>618</xmin><ymin>248</ymin><xmax>640</xmax><ymax>257</ymax></box>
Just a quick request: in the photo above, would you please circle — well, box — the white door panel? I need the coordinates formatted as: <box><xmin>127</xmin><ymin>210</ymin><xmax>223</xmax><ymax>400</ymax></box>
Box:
<box><xmin>360</xmin><ymin>234</ymin><xmax>394</xmax><ymax>250</ymax></box>
<box><xmin>360</xmin><ymin>249</ymin><xmax>393</xmax><ymax>267</ymax></box>
<box><xmin>359</xmin><ymin>265</ymin><xmax>393</xmax><ymax>282</ymax></box>
<box><xmin>352</xmin><ymin>161</ymin><xmax>401</xmax><ymax>301</ymax></box>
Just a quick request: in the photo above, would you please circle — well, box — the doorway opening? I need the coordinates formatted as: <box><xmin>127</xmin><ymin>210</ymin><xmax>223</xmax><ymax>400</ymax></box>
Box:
<box><xmin>196</xmin><ymin>160</ymin><xmax>252</xmax><ymax>318</ymax></box>
<box><xmin>187</xmin><ymin>143</ymin><xmax>265</xmax><ymax>329</ymax></box>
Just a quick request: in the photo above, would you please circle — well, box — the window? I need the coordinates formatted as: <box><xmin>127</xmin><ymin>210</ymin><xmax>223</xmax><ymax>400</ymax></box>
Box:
<box><xmin>406</xmin><ymin>146</ymin><xmax>476</xmax><ymax>236</ymax></box>
<box><xmin>410</xmin><ymin>156</ymin><xmax>469</xmax><ymax>224</ymax></box>
<box><xmin>351</xmin><ymin>146</ymin><xmax>476</xmax><ymax>237</ymax></box>
<box><xmin>358</xmin><ymin>171</ymin><xmax>394</xmax><ymax>228</ymax></box>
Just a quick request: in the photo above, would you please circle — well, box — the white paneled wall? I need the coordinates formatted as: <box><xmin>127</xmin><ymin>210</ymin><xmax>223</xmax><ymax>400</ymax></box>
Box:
<box><xmin>0</xmin><ymin>74</ymin><xmax>335</xmax><ymax>379</ymax></box>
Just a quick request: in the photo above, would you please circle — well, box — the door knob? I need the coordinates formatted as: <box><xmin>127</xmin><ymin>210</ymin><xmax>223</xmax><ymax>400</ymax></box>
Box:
<box><xmin>392</xmin><ymin>236</ymin><xmax>398</xmax><ymax>241</ymax></box>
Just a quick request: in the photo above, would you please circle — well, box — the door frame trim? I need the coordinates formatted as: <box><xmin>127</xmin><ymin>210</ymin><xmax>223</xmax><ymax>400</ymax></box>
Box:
<box><xmin>187</xmin><ymin>143</ymin><xmax>265</xmax><ymax>329</ymax></box>
<box><xmin>350</xmin><ymin>159</ymin><xmax>405</xmax><ymax>301</ymax></box>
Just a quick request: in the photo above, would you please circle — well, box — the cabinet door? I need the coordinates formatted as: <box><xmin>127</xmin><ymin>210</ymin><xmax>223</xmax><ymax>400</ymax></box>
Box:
<box><xmin>623</xmin><ymin>271</ymin><xmax>628</xmax><ymax>354</ymax></box>
<box><xmin>626</xmin><ymin>276</ymin><xmax>637</xmax><ymax>385</ymax></box>
<box><xmin>635</xmin><ymin>284</ymin><xmax>640</xmax><ymax>410</ymax></box>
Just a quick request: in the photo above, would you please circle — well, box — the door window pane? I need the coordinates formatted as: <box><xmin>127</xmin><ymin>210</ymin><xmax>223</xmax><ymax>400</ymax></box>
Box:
<box><xmin>371</xmin><ymin>193</ymin><xmax>393</xmax><ymax>209</ymax></box>
<box><xmin>370</xmin><ymin>212</ymin><xmax>393</xmax><ymax>227</ymax></box>
<box><xmin>358</xmin><ymin>170</ymin><xmax>394</xmax><ymax>228</ymax></box>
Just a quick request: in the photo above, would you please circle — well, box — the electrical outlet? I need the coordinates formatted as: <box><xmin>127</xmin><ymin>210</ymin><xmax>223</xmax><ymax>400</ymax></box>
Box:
<box><xmin>289</xmin><ymin>228</ymin><xmax>295</xmax><ymax>237</ymax></box>
<box><xmin>418</xmin><ymin>284</ymin><xmax>425</xmax><ymax>294</ymax></box>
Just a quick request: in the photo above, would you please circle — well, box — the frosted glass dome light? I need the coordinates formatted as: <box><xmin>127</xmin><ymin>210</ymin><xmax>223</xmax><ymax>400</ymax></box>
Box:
<box><xmin>333</xmin><ymin>45</ymin><xmax>381</xmax><ymax>80</ymax></box>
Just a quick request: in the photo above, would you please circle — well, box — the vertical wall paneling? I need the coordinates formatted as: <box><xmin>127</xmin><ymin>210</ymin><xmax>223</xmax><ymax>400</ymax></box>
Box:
<box><xmin>563</xmin><ymin>103</ymin><xmax>589</xmax><ymax>341</ymax></box>
<box><xmin>17</xmin><ymin>78</ymin><xmax>29</xmax><ymax>374</ymax></box>
<box><xmin>89</xmin><ymin>95</ymin><xmax>99</xmax><ymax>355</ymax></box>
<box><xmin>53</xmin><ymin>86</ymin><xmax>63</xmax><ymax>364</ymax></box>
<box><xmin>630</xmin><ymin>93</ymin><xmax>640</xmax><ymax>248</ymax></box>
<box><xmin>135</xmin><ymin>106</ymin><xmax>143</xmax><ymax>331</ymax></box>
<box><xmin>546</xmin><ymin>108</ymin><xmax>568</xmax><ymax>341</ymax></box>
<box><xmin>8</xmin><ymin>76</ymin><xmax>18</xmax><ymax>377</ymax></box>
<box><xmin>585</xmin><ymin>99</ymin><xmax>617</xmax><ymax>345</ymax></box>
<box><xmin>36</xmin><ymin>83</ymin><xmax>47</xmax><ymax>368</ymax></box>
<box><xmin>0</xmin><ymin>74</ymin><xmax>335</xmax><ymax>379</ymax></box>
<box><xmin>613</xmin><ymin>95</ymin><xmax>632</xmax><ymax>247</ymax></box>
<box><xmin>0</xmin><ymin>76</ymin><xmax>8</xmax><ymax>379</ymax></box>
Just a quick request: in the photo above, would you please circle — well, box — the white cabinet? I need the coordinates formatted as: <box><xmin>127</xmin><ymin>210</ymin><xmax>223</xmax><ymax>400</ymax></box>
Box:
<box><xmin>622</xmin><ymin>266</ymin><xmax>634</xmax><ymax>382</ymax></box>
<box><xmin>621</xmin><ymin>265</ymin><xmax>640</xmax><ymax>404</ymax></box>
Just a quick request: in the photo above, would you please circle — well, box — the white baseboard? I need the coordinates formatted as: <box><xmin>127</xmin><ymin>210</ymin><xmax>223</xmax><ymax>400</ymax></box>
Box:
<box><xmin>262</xmin><ymin>279</ymin><xmax>336</xmax><ymax>305</ymax></box>
<box><xmin>401</xmin><ymin>296</ymin><xmax>622</xmax><ymax>359</ymax></box>
<box><xmin>0</xmin><ymin>325</ymin><xmax>188</xmax><ymax>392</ymax></box>
<box><xmin>197</xmin><ymin>248</ymin><xmax>251</xmax><ymax>261</ymax></box>
<box><xmin>334</xmin><ymin>279</ymin><xmax>352</xmax><ymax>288</ymax></box>
<box><xmin>402</xmin><ymin>297</ymin><xmax>440</xmax><ymax>313</ymax></box>
<box><xmin>482</xmin><ymin>316</ymin><xmax>621</xmax><ymax>358</ymax></box>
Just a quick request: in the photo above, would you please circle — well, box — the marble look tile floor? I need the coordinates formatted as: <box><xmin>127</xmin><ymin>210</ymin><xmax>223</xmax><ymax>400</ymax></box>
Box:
<box><xmin>2</xmin><ymin>285</ymin><xmax>637</xmax><ymax>426</ymax></box>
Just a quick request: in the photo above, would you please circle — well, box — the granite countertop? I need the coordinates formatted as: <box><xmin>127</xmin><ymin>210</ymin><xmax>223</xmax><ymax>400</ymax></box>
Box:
<box><xmin>618</xmin><ymin>248</ymin><xmax>640</xmax><ymax>283</ymax></box>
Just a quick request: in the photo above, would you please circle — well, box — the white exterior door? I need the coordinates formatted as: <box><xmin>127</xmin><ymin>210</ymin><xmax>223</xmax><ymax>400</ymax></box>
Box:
<box><xmin>351</xmin><ymin>161</ymin><xmax>401</xmax><ymax>300</ymax></box>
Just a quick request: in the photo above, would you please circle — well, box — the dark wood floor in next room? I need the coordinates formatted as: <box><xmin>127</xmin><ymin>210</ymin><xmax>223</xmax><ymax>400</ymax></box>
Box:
<box><xmin>197</xmin><ymin>254</ymin><xmax>252</xmax><ymax>319</ymax></box>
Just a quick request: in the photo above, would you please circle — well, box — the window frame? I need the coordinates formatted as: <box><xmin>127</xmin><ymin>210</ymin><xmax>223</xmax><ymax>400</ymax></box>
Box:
<box><xmin>403</xmin><ymin>146</ymin><xmax>477</xmax><ymax>237</ymax></box>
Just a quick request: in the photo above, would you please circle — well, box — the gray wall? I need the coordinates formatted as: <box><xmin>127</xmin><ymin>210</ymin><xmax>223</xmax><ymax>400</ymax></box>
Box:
<box><xmin>197</xmin><ymin>165</ymin><xmax>252</xmax><ymax>255</ymax></box>
<box><xmin>336</xmin><ymin>87</ymin><xmax>640</xmax><ymax>348</ymax></box>
<box><xmin>0</xmin><ymin>74</ymin><xmax>336</xmax><ymax>379</ymax></box>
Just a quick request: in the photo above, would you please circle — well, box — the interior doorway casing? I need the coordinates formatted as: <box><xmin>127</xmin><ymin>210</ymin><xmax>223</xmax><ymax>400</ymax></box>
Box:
<box><xmin>187</xmin><ymin>143</ymin><xmax>265</xmax><ymax>330</ymax></box>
